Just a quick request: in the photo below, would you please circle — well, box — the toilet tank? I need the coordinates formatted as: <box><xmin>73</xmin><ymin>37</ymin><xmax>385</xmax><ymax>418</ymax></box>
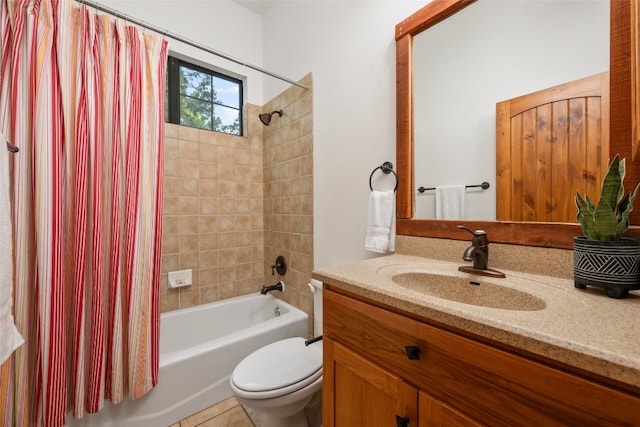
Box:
<box><xmin>309</xmin><ymin>279</ymin><xmax>323</xmax><ymax>336</ymax></box>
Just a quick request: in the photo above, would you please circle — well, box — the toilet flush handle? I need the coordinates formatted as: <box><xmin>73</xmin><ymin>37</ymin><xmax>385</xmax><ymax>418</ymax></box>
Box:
<box><xmin>304</xmin><ymin>335</ymin><xmax>323</xmax><ymax>346</ymax></box>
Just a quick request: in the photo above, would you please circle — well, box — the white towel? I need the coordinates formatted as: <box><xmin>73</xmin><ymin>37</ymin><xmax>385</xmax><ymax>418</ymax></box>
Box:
<box><xmin>0</xmin><ymin>133</ymin><xmax>23</xmax><ymax>364</ymax></box>
<box><xmin>435</xmin><ymin>185</ymin><xmax>466</xmax><ymax>220</ymax></box>
<box><xmin>364</xmin><ymin>190</ymin><xmax>396</xmax><ymax>253</ymax></box>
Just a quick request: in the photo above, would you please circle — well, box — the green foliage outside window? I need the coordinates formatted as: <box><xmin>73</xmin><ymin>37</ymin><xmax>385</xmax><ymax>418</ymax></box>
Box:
<box><xmin>166</xmin><ymin>57</ymin><xmax>242</xmax><ymax>136</ymax></box>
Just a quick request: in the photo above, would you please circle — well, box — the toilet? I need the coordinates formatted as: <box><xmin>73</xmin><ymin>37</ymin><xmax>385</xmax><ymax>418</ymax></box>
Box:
<box><xmin>230</xmin><ymin>279</ymin><xmax>324</xmax><ymax>427</ymax></box>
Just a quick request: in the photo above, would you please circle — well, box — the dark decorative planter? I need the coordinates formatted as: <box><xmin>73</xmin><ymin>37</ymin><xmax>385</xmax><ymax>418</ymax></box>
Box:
<box><xmin>573</xmin><ymin>236</ymin><xmax>640</xmax><ymax>298</ymax></box>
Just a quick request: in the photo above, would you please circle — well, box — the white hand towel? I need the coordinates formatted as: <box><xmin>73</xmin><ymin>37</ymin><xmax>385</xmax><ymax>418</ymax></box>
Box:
<box><xmin>364</xmin><ymin>190</ymin><xmax>396</xmax><ymax>253</ymax></box>
<box><xmin>0</xmin><ymin>133</ymin><xmax>23</xmax><ymax>364</ymax></box>
<box><xmin>435</xmin><ymin>185</ymin><xmax>466</xmax><ymax>220</ymax></box>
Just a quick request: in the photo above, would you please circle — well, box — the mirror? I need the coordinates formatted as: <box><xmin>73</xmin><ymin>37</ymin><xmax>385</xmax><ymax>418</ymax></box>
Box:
<box><xmin>412</xmin><ymin>0</ymin><xmax>609</xmax><ymax>220</ymax></box>
<box><xmin>395</xmin><ymin>0</ymin><xmax>640</xmax><ymax>249</ymax></box>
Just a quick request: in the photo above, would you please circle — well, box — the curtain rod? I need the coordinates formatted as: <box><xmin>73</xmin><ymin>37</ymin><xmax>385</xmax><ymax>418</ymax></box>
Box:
<box><xmin>79</xmin><ymin>0</ymin><xmax>308</xmax><ymax>89</ymax></box>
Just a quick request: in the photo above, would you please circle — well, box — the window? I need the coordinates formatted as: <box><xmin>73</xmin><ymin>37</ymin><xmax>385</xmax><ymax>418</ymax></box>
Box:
<box><xmin>166</xmin><ymin>56</ymin><xmax>243</xmax><ymax>136</ymax></box>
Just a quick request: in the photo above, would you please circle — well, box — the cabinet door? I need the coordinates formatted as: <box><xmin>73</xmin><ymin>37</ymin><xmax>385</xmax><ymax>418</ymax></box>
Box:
<box><xmin>324</xmin><ymin>337</ymin><xmax>418</xmax><ymax>427</ymax></box>
<box><xmin>419</xmin><ymin>391</ymin><xmax>482</xmax><ymax>427</ymax></box>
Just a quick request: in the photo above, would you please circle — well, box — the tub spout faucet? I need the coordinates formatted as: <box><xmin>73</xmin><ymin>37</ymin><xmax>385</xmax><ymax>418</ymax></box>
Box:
<box><xmin>261</xmin><ymin>281</ymin><xmax>285</xmax><ymax>295</ymax></box>
<box><xmin>457</xmin><ymin>226</ymin><xmax>505</xmax><ymax>278</ymax></box>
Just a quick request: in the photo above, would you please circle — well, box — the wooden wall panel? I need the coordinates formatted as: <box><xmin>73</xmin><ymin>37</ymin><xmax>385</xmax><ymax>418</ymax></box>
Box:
<box><xmin>551</xmin><ymin>100</ymin><xmax>570</xmax><ymax>222</ymax></box>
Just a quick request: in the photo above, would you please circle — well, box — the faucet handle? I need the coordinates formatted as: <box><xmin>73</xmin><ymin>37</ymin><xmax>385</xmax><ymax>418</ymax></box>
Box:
<box><xmin>271</xmin><ymin>255</ymin><xmax>287</xmax><ymax>276</ymax></box>
<box><xmin>457</xmin><ymin>225</ymin><xmax>488</xmax><ymax>244</ymax></box>
<box><xmin>457</xmin><ymin>225</ymin><xmax>486</xmax><ymax>235</ymax></box>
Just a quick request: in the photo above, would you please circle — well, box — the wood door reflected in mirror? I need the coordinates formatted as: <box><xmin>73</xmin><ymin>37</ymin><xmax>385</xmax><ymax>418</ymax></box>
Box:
<box><xmin>395</xmin><ymin>0</ymin><xmax>640</xmax><ymax>249</ymax></box>
<box><xmin>496</xmin><ymin>72</ymin><xmax>609</xmax><ymax>223</ymax></box>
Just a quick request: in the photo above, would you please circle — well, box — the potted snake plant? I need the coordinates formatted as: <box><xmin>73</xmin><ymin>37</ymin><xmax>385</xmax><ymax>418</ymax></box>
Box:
<box><xmin>574</xmin><ymin>154</ymin><xmax>640</xmax><ymax>298</ymax></box>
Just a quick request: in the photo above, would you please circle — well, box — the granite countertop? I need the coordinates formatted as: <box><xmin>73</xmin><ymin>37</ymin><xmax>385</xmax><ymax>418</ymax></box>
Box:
<box><xmin>313</xmin><ymin>253</ymin><xmax>640</xmax><ymax>390</ymax></box>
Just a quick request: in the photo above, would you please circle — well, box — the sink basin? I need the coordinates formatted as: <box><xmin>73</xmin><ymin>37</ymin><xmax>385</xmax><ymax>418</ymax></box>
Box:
<box><xmin>392</xmin><ymin>272</ymin><xmax>546</xmax><ymax>311</ymax></box>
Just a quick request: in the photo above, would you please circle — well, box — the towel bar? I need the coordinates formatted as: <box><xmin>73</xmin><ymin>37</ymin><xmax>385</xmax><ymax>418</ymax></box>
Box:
<box><xmin>418</xmin><ymin>181</ymin><xmax>489</xmax><ymax>194</ymax></box>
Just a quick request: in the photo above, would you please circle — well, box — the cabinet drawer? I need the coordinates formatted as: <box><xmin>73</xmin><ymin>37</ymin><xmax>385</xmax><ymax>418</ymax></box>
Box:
<box><xmin>323</xmin><ymin>288</ymin><xmax>640</xmax><ymax>427</ymax></box>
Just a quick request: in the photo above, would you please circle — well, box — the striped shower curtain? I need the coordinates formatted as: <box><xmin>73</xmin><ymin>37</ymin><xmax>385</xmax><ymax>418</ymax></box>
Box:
<box><xmin>0</xmin><ymin>1</ymin><xmax>167</xmax><ymax>426</ymax></box>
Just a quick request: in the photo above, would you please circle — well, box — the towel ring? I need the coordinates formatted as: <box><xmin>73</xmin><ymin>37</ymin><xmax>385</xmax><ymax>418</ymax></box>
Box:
<box><xmin>369</xmin><ymin>161</ymin><xmax>398</xmax><ymax>192</ymax></box>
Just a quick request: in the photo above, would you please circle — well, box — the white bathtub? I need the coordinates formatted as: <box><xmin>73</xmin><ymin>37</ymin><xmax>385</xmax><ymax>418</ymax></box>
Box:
<box><xmin>65</xmin><ymin>293</ymin><xmax>308</xmax><ymax>427</ymax></box>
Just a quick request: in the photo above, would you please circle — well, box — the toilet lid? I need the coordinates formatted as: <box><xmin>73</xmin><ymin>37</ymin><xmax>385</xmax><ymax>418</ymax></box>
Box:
<box><xmin>232</xmin><ymin>337</ymin><xmax>323</xmax><ymax>393</ymax></box>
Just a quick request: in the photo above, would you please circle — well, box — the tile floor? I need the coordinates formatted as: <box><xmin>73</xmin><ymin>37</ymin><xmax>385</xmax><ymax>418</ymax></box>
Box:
<box><xmin>170</xmin><ymin>397</ymin><xmax>255</xmax><ymax>427</ymax></box>
<box><xmin>170</xmin><ymin>392</ymin><xmax>322</xmax><ymax>427</ymax></box>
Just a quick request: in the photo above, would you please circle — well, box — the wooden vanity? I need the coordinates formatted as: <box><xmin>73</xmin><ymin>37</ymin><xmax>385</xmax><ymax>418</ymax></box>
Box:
<box><xmin>315</xmin><ymin>255</ymin><xmax>640</xmax><ymax>427</ymax></box>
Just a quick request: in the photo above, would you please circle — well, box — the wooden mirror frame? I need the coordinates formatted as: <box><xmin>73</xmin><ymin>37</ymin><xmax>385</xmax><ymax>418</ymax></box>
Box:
<box><xmin>395</xmin><ymin>0</ymin><xmax>640</xmax><ymax>250</ymax></box>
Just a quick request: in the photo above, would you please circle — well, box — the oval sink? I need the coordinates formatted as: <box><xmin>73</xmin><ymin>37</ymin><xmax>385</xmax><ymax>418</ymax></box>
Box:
<box><xmin>392</xmin><ymin>272</ymin><xmax>546</xmax><ymax>311</ymax></box>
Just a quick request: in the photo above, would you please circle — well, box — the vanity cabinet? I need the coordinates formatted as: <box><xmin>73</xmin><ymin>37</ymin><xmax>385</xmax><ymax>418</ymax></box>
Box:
<box><xmin>322</xmin><ymin>286</ymin><xmax>640</xmax><ymax>427</ymax></box>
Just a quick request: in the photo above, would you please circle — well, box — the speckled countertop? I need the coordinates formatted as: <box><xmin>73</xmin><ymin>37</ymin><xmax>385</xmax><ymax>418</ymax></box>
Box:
<box><xmin>313</xmin><ymin>252</ymin><xmax>640</xmax><ymax>390</ymax></box>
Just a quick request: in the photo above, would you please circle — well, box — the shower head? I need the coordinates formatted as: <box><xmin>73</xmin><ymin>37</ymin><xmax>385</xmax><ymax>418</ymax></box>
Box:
<box><xmin>259</xmin><ymin>110</ymin><xmax>283</xmax><ymax>126</ymax></box>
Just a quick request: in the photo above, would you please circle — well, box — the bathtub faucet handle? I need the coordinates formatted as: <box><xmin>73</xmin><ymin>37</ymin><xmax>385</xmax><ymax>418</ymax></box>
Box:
<box><xmin>271</xmin><ymin>255</ymin><xmax>287</xmax><ymax>276</ymax></box>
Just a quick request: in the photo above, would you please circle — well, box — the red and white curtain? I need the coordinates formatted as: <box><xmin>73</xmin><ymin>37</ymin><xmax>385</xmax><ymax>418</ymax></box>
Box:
<box><xmin>0</xmin><ymin>1</ymin><xmax>167</xmax><ymax>425</ymax></box>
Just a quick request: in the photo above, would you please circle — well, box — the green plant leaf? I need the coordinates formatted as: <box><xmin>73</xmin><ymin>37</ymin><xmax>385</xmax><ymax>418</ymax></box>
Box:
<box><xmin>574</xmin><ymin>154</ymin><xmax>637</xmax><ymax>241</ymax></box>
<box><xmin>585</xmin><ymin>193</ymin><xmax>596</xmax><ymax>212</ymax></box>
<box><xmin>593</xmin><ymin>198</ymin><xmax>619</xmax><ymax>240</ymax></box>
<box><xmin>575</xmin><ymin>191</ymin><xmax>596</xmax><ymax>239</ymax></box>
<box><xmin>599</xmin><ymin>154</ymin><xmax>623</xmax><ymax>212</ymax></box>
<box><xmin>616</xmin><ymin>193</ymin><xmax>630</xmax><ymax>222</ymax></box>
<box><xmin>616</xmin><ymin>182</ymin><xmax>640</xmax><ymax>239</ymax></box>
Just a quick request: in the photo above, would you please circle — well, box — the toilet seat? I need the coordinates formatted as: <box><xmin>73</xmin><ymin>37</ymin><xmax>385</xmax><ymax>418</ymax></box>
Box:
<box><xmin>231</xmin><ymin>337</ymin><xmax>323</xmax><ymax>399</ymax></box>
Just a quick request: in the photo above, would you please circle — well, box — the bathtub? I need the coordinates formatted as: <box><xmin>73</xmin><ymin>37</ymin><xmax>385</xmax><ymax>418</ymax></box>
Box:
<box><xmin>65</xmin><ymin>293</ymin><xmax>308</xmax><ymax>427</ymax></box>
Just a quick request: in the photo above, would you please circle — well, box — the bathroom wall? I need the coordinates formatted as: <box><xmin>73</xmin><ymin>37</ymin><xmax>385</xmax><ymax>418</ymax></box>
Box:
<box><xmin>94</xmin><ymin>0</ymin><xmax>433</xmax><ymax>313</ymax></box>
<box><xmin>161</xmin><ymin>75</ymin><xmax>314</xmax><ymax>324</ymax></box>
<box><xmin>94</xmin><ymin>0</ymin><xmax>432</xmax><ymax>302</ymax></box>
<box><xmin>261</xmin><ymin>1</ymin><xmax>429</xmax><ymax>269</ymax></box>
<box><xmin>94</xmin><ymin>0</ymin><xmax>317</xmax><ymax>320</ymax></box>
<box><xmin>261</xmin><ymin>74</ymin><xmax>315</xmax><ymax>335</ymax></box>
<box><xmin>161</xmin><ymin>107</ymin><xmax>266</xmax><ymax>312</ymax></box>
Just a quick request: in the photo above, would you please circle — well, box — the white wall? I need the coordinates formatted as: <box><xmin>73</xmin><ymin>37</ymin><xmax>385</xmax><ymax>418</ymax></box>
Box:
<box><xmin>96</xmin><ymin>0</ymin><xmax>267</xmax><ymax>106</ymax></box>
<box><xmin>262</xmin><ymin>1</ymin><xmax>428</xmax><ymax>268</ymax></box>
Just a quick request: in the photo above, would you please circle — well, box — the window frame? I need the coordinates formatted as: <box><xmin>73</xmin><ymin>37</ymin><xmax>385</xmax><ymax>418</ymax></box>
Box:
<box><xmin>166</xmin><ymin>56</ymin><xmax>244</xmax><ymax>136</ymax></box>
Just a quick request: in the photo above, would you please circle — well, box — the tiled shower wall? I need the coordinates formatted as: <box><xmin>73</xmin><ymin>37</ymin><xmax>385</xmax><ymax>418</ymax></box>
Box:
<box><xmin>160</xmin><ymin>73</ymin><xmax>313</xmax><ymax>332</ymax></box>
<box><xmin>161</xmin><ymin>107</ymin><xmax>266</xmax><ymax>312</ymax></box>
<box><xmin>262</xmin><ymin>74</ymin><xmax>314</xmax><ymax>335</ymax></box>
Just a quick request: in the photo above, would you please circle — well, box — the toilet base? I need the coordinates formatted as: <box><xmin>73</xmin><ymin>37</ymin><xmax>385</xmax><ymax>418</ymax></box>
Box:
<box><xmin>237</xmin><ymin>391</ymin><xmax>315</xmax><ymax>427</ymax></box>
<box><xmin>234</xmin><ymin>376</ymin><xmax>322</xmax><ymax>427</ymax></box>
<box><xmin>304</xmin><ymin>390</ymin><xmax>323</xmax><ymax>427</ymax></box>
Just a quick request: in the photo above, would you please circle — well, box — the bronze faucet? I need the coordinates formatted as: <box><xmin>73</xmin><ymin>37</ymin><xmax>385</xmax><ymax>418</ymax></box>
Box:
<box><xmin>261</xmin><ymin>281</ymin><xmax>285</xmax><ymax>295</ymax></box>
<box><xmin>457</xmin><ymin>226</ymin><xmax>505</xmax><ymax>278</ymax></box>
